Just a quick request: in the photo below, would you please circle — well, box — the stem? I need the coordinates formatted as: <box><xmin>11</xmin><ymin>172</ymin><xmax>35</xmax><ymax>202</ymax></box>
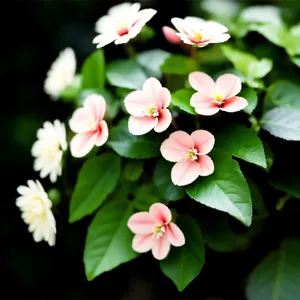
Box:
<box><xmin>171</xmin><ymin>118</ymin><xmax>179</xmax><ymax>130</ymax></box>
<box><xmin>249</xmin><ymin>114</ymin><xmax>261</xmax><ymax>134</ymax></box>
<box><xmin>124</xmin><ymin>43</ymin><xmax>136</xmax><ymax>58</ymax></box>
<box><xmin>194</xmin><ymin>115</ymin><xmax>200</xmax><ymax>129</ymax></box>
<box><xmin>190</xmin><ymin>46</ymin><xmax>197</xmax><ymax>60</ymax></box>
<box><xmin>276</xmin><ymin>194</ymin><xmax>292</xmax><ymax>211</ymax></box>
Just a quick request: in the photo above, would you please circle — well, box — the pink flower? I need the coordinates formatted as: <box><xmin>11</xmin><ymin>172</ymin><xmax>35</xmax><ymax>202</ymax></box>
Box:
<box><xmin>69</xmin><ymin>94</ymin><xmax>109</xmax><ymax>158</ymax></box>
<box><xmin>162</xmin><ymin>26</ymin><xmax>181</xmax><ymax>44</ymax></box>
<box><xmin>170</xmin><ymin>16</ymin><xmax>230</xmax><ymax>47</ymax></box>
<box><xmin>127</xmin><ymin>203</ymin><xmax>185</xmax><ymax>260</ymax></box>
<box><xmin>124</xmin><ymin>77</ymin><xmax>172</xmax><ymax>135</ymax></box>
<box><xmin>160</xmin><ymin>130</ymin><xmax>215</xmax><ymax>186</ymax></box>
<box><xmin>189</xmin><ymin>72</ymin><xmax>248</xmax><ymax>116</ymax></box>
<box><xmin>93</xmin><ymin>2</ymin><xmax>157</xmax><ymax>48</ymax></box>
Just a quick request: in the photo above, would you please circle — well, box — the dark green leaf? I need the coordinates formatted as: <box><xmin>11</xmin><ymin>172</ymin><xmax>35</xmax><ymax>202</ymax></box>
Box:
<box><xmin>132</xmin><ymin>184</ymin><xmax>159</xmax><ymax>211</ymax></box>
<box><xmin>271</xmin><ymin>173</ymin><xmax>300</xmax><ymax>199</ymax></box>
<box><xmin>240</xmin><ymin>87</ymin><xmax>258</xmax><ymax>114</ymax></box>
<box><xmin>123</xmin><ymin>160</ymin><xmax>144</xmax><ymax>181</ymax></box>
<box><xmin>171</xmin><ymin>89</ymin><xmax>197</xmax><ymax>115</ymax></box>
<box><xmin>161</xmin><ymin>55</ymin><xmax>199</xmax><ymax>75</ymax></box>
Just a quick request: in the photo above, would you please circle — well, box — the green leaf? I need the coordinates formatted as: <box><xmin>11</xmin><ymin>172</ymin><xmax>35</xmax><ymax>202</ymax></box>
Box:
<box><xmin>291</xmin><ymin>57</ymin><xmax>300</xmax><ymax>68</ymax></box>
<box><xmin>261</xmin><ymin>107</ymin><xmax>300</xmax><ymax>141</ymax></box>
<box><xmin>285</xmin><ymin>23</ymin><xmax>300</xmax><ymax>56</ymax></box>
<box><xmin>240</xmin><ymin>87</ymin><xmax>258</xmax><ymax>114</ymax></box>
<box><xmin>132</xmin><ymin>184</ymin><xmax>159</xmax><ymax>211</ymax></box>
<box><xmin>107</xmin><ymin>119</ymin><xmax>163</xmax><ymax>159</ymax></box>
<box><xmin>186</xmin><ymin>150</ymin><xmax>253</xmax><ymax>226</ymax></box>
<box><xmin>171</xmin><ymin>89</ymin><xmax>197</xmax><ymax>115</ymax></box>
<box><xmin>81</xmin><ymin>49</ymin><xmax>105</xmax><ymax>90</ymax></box>
<box><xmin>161</xmin><ymin>55</ymin><xmax>198</xmax><ymax>75</ymax></box>
<box><xmin>246</xmin><ymin>238</ymin><xmax>300</xmax><ymax>300</ymax></box>
<box><xmin>271</xmin><ymin>173</ymin><xmax>300</xmax><ymax>199</ymax></box>
<box><xmin>137</xmin><ymin>49</ymin><xmax>170</xmax><ymax>79</ymax></box>
<box><xmin>267</xmin><ymin>80</ymin><xmax>300</xmax><ymax>110</ymax></box>
<box><xmin>59</xmin><ymin>75</ymin><xmax>81</xmax><ymax>102</ymax></box>
<box><xmin>153</xmin><ymin>159</ymin><xmax>185</xmax><ymax>201</ymax></box>
<box><xmin>160</xmin><ymin>215</ymin><xmax>205</xmax><ymax>291</ymax></box>
<box><xmin>214</xmin><ymin>123</ymin><xmax>266</xmax><ymax>168</ymax></box>
<box><xmin>69</xmin><ymin>154</ymin><xmax>121</xmax><ymax>223</ymax></box>
<box><xmin>123</xmin><ymin>160</ymin><xmax>144</xmax><ymax>181</ymax></box>
<box><xmin>106</xmin><ymin>59</ymin><xmax>147</xmax><ymax>90</ymax></box>
<box><xmin>135</xmin><ymin>24</ymin><xmax>156</xmax><ymax>42</ymax></box>
<box><xmin>84</xmin><ymin>201</ymin><xmax>138</xmax><ymax>280</ymax></box>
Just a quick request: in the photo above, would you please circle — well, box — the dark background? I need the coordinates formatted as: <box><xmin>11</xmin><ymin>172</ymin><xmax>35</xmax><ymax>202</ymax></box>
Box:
<box><xmin>2</xmin><ymin>0</ymin><xmax>300</xmax><ymax>299</ymax></box>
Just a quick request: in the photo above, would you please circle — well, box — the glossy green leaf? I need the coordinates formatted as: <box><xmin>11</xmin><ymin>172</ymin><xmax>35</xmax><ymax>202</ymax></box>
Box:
<box><xmin>81</xmin><ymin>49</ymin><xmax>105</xmax><ymax>90</ymax></box>
<box><xmin>285</xmin><ymin>23</ymin><xmax>300</xmax><ymax>56</ymax></box>
<box><xmin>132</xmin><ymin>184</ymin><xmax>159</xmax><ymax>211</ymax></box>
<box><xmin>107</xmin><ymin>59</ymin><xmax>147</xmax><ymax>90</ymax></box>
<box><xmin>107</xmin><ymin>119</ymin><xmax>163</xmax><ymax>159</ymax></box>
<box><xmin>241</xmin><ymin>87</ymin><xmax>258</xmax><ymax>114</ymax></box>
<box><xmin>186</xmin><ymin>151</ymin><xmax>252</xmax><ymax>226</ymax></box>
<box><xmin>123</xmin><ymin>160</ymin><xmax>144</xmax><ymax>181</ymax></box>
<box><xmin>160</xmin><ymin>216</ymin><xmax>205</xmax><ymax>291</ymax></box>
<box><xmin>261</xmin><ymin>107</ymin><xmax>300</xmax><ymax>141</ymax></box>
<box><xmin>153</xmin><ymin>159</ymin><xmax>185</xmax><ymax>201</ymax></box>
<box><xmin>246</xmin><ymin>238</ymin><xmax>300</xmax><ymax>300</ymax></box>
<box><xmin>84</xmin><ymin>201</ymin><xmax>138</xmax><ymax>280</ymax></box>
<box><xmin>161</xmin><ymin>54</ymin><xmax>199</xmax><ymax>75</ymax></box>
<box><xmin>171</xmin><ymin>89</ymin><xmax>197</xmax><ymax>115</ymax></box>
<box><xmin>214</xmin><ymin>123</ymin><xmax>266</xmax><ymax>168</ymax></box>
<box><xmin>69</xmin><ymin>154</ymin><xmax>121</xmax><ymax>222</ymax></box>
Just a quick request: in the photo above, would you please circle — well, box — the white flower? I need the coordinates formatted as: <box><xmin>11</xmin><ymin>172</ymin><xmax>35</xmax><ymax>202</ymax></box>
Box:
<box><xmin>44</xmin><ymin>47</ymin><xmax>76</xmax><ymax>100</ymax></box>
<box><xmin>32</xmin><ymin>120</ymin><xmax>67</xmax><ymax>183</ymax></box>
<box><xmin>93</xmin><ymin>2</ymin><xmax>157</xmax><ymax>48</ymax></box>
<box><xmin>170</xmin><ymin>16</ymin><xmax>230</xmax><ymax>47</ymax></box>
<box><xmin>16</xmin><ymin>180</ymin><xmax>56</xmax><ymax>246</ymax></box>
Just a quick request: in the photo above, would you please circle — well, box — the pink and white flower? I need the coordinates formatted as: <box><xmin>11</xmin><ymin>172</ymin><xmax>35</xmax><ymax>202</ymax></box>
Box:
<box><xmin>189</xmin><ymin>72</ymin><xmax>248</xmax><ymax>115</ymax></box>
<box><xmin>128</xmin><ymin>203</ymin><xmax>185</xmax><ymax>260</ymax></box>
<box><xmin>160</xmin><ymin>130</ymin><xmax>215</xmax><ymax>186</ymax></box>
<box><xmin>170</xmin><ymin>16</ymin><xmax>230</xmax><ymax>47</ymax></box>
<box><xmin>93</xmin><ymin>2</ymin><xmax>157</xmax><ymax>48</ymax></box>
<box><xmin>162</xmin><ymin>26</ymin><xmax>181</xmax><ymax>44</ymax></box>
<box><xmin>69</xmin><ymin>94</ymin><xmax>109</xmax><ymax>158</ymax></box>
<box><xmin>124</xmin><ymin>77</ymin><xmax>172</xmax><ymax>135</ymax></box>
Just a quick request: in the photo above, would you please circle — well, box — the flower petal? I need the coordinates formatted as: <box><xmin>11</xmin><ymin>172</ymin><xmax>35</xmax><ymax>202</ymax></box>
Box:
<box><xmin>84</xmin><ymin>94</ymin><xmax>106</xmax><ymax>121</ymax></box>
<box><xmin>191</xmin><ymin>130</ymin><xmax>215</xmax><ymax>155</ymax></box>
<box><xmin>162</xmin><ymin>26</ymin><xmax>181</xmax><ymax>44</ymax></box>
<box><xmin>216</xmin><ymin>74</ymin><xmax>241</xmax><ymax>98</ymax></box>
<box><xmin>128</xmin><ymin>116</ymin><xmax>157</xmax><ymax>135</ymax></box>
<box><xmin>124</xmin><ymin>90</ymin><xmax>153</xmax><ymax>117</ymax></box>
<box><xmin>132</xmin><ymin>234</ymin><xmax>154</xmax><ymax>253</ymax></box>
<box><xmin>171</xmin><ymin>160</ymin><xmax>201</xmax><ymax>186</ymax></box>
<box><xmin>188</xmin><ymin>72</ymin><xmax>216</xmax><ymax>96</ymax></box>
<box><xmin>221</xmin><ymin>96</ymin><xmax>248</xmax><ymax>112</ymax></box>
<box><xmin>167</xmin><ymin>222</ymin><xmax>185</xmax><ymax>247</ymax></box>
<box><xmin>127</xmin><ymin>212</ymin><xmax>156</xmax><ymax>235</ymax></box>
<box><xmin>114</xmin><ymin>34</ymin><xmax>131</xmax><ymax>45</ymax></box>
<box><xmin>151</xmin><ymin>234</ymin><xmax>171</xmax><ymax>260</ymax></box>
<box><xmin>70</xmin><ymin>132</ymin><xmax>97</xmax><ymax>158</ymax></box>
<box><xmin>94</xmin><ymin>120</ymin><xmax>109</xmax><ymax>146</ymax></box>
<box><xmin>198</xmin><ymin>155</ymin><xmax>214</xmax><ymax>176</ymax></box>
<box><xmin>142</xmin><ymin>77</ymin><xmax>162</xmax><ymax>101</ymax></box>
<box><xmin>130</xmin><ymin>8</ymin><xmax>157</xmax><ymax>38</ymax></box>
<box><xmin>171</xmin><ymin>17</ymin><xmax>186</xmax><ymax>33</ymax></box>
<box><xmin>149</xmin><ymin>203</ymin><xmax>172</xmax><ymax>224</ymax></box>
<box><xmin>69</xmin><ymin>107</ymin><xmax>92</xmax><ymax>133</ymax></box>
<box><xmin>92</xmin><ymin>34</ymin><xmax>118</xmax><ymax>48</ymax></box>
<box><xmin>160</xmin><ymin>131</ymin><xmax>194</xmax><ymax>162</ymax></box>
<box><xmin>190</xmin><ymin>92</ymin><xmax>220</xmax><ymax>116</ymax></box>
<box><xmin>154</xmin><ymin>109</ymin><xmax>172</xmax><ymax>133</ymax></box>
<box><xmin>208</xmin><ymin>33</ymin><xmax>230</xmax><ymax>44</ymax></box>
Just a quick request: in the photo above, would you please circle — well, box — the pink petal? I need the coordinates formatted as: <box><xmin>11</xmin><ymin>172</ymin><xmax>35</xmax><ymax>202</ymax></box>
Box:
<box><xmin>160</xmin><ymin>131</ymin><xmax>194</xmax><ymax>163</ymax></box>
<box><xmin>132</xmin><ymin>234</ymin><xmax>153</xmax><ymax>253</ymax></box>
<box><xmin>124</xmin><ymin>90</ymin><xmax>153</xmax><ymax>117</ymax></box>
<box><xmin>128</xmin><ymin>116</ymin><xmax>157</xmax><ymax>135</ymax></box>
<box><xmin>127</xmin><ymin>212</ymin><xmax>156</xmax><ymax>235</ymax></box>
<box><xmin>167</xmin><ymin>222</ymin><xmax>185</xmax><ymax>247</ymax></box>
<box><xmin>151</xmin><ymin>234</ymin><xmax>171</xmax><ymax>260</ymax></box>
<box><xmin>197</xmin><ymin>155</ymin><xmax>214</xmax><ymax>176</ymax></box>
<box><xmin>154</xmin><ymin>109</ymin><xmax>172</xmax><ymax>133</ymax></box>
<box><xmin>188</xmin><ymin>72</ymin><xmax>216</xmax><ymax>96</ymax></box>
<box><xmin>69</xmin><ymin>107</ymin><xmax>92</xmax><ymax>133</ymax></box>
<box><xmin>132</xmin><ymin>8</ymin><xmax>157</xmax><ymax>37</ymax></box>
<box><xmin>216</xmin><ymin>74</ymin><xmax>241</xmax><ymax>98</ymax></box>
<box><xmin>94</xmin><ymin>120</ymin><xmax>109</xmax><ymax>146</ymax></box>
<box><xmin>84</xmin><ymin>94</ymin><xmax>106</xmax><ymax>121</ymax></box>
<box><xmin>162</xmin><ymin>26</ymin><xmax>181</xmax><ymax>44</ymax></box>
<box><xmin>171</xmin><ymin>160</ymin><xmax>201</xmax><ymax>186</ymax></box>
<box><xmin>191</xmin><ymin>130</ymin><xmax>215</xmax><ymax>155</ymax></box>
<box><xmin>70</xmin><ymin>132</ymin><xmax>97</xmax><ymax>158</ymax></box>
<box><xmin>142</xmin><ymin>77</ymin><xmax>162</xmax><ymax>100</ymax></box>
<box><xmin>190</xmin><ymin>92</ymin><xmax>220</xmax><ymax>116</ymax></box>
<box><xmin>159</xmin><ymin>87</ymin><xmax>171</xmax><ymax>109</ymax></box>
<box><xmin>221</xmin><ymin>96</ymin><xmax>248</xmax><ymax>113</ymax></box>
<box><xmin>149</xmin><ymin>203</ymin><xmax>172</xmax><ymax>224</ymax></box>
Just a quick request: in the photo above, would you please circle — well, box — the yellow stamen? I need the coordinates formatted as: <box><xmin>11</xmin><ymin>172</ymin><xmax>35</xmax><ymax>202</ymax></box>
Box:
<box><xmin>213</xmin><ymin>89</ymin><xmax>224</xmax><ymax>102</ymax></box>
<box><xmin>147</xmin><ymin>104</ymin><xmax>159</xmax><ymax>117</ymax></box>
<box><xmin>152</xmin><ymin>224</ymin><xmax>165</xmax><ymax>239</ymax></box>
<box><xmin>193</xmin><ymin>32</ymin><xmax>203</xmax><ymax>42</ymax></box>
<box><xmin>186</xmin><ymin>148</ymin><xmax>198</xmax><ymax>161</ymax></box>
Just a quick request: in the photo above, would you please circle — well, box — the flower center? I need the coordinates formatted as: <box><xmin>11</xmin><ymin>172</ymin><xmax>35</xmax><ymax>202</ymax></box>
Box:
<box><xmin>152</xmin><ymin>224</ymin><xmax>165</xmax><ymax>239</ymax></box>
<box><xmin>147</xmin><ymin>104</ymin><xmax>159</xmax><ymax>117</ymax></box>
<box><xmin>186</xmin><ymin>148</ymin><xmax>198</xmax><ymax>161</ymax></box>
<box><xmin>117</xmin><ymin>22</ymin><xmax>129</xmax><ymax>36</ymax></box>
<box><xmin>213</xmin><ymin>89</ymin><xmax>224</xmax><ymax>102</ymax></box>
<box><xmin>193</xmin><ymin>31</ymin><xmax>203</xmax><ymax>43</ymax></box>
<box><xmin>88</xmin><ymin>119</ymin><xmax>96</xmax><ymax>131</ymax></box>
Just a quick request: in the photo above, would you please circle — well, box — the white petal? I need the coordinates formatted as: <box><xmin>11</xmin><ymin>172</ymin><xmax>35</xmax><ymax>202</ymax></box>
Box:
<box><xmin>93</xmin><ymin>34</ymin><xmax>117</xmax><ymax>48</ymax></box>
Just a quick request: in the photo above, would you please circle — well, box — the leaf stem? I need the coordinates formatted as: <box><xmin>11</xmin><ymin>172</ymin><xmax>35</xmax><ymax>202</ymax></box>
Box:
<box><xmin>249</xmin><ymin>114</ymin><xmax>261</xmax><ymax>134</ymax></box>
<box><xmin>124</xmin><ymin>43</ymin><xmax>136</xmax><ymax>58</ymax></box>
<box><xmin>190</xmin><ymin>46</ymin><xmax>197</xmax><ymax>60</ymax></box>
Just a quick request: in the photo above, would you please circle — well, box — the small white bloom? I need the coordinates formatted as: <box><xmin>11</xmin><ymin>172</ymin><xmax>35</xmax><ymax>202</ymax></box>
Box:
<box><xmin>171</xmin><ymin>16</ymin><xmax>230</xmax><ymax>47</ymax></box>
<box><xmin>93</xmin><ymin>2</ymin><xmax>157</xmax><ymax>48</ymax></box>
<box><xmin>32</xmin><ymin>120</ymin><xmax>67</xmax><ymax>183</ymax></box>
<box><xmin>16</xmin><ymin>180</ymin><xmax>56</xmax><ymax>246</ymax></box>
<box><xmin>44</xmin><ymin>47</ymin><xmax>76</xmax><ymax>100</ymax></box>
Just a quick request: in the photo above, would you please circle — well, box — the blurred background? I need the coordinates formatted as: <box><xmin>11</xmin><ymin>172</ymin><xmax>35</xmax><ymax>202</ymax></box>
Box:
<box><xmin>2</xmin><ymin>0</ymin><xmax>300</xmax><ymax>299</ymax></box>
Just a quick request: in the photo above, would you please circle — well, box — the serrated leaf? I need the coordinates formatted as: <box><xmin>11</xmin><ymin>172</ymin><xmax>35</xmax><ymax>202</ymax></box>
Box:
<box><xmin>69</xmin><ymin>154</ymin><xmax>121</xmax><ymax>222</ymax></box>
<box><xmin>160</xmin><ymin>215</ymin><xmax>205</xmax><ymax>291</ymax></box>
<box><xmin>161</xmin><ymin>55</ymin><xmax>199</xmax><ymax>75</ymax></box>
<box><xmin>240</xmin><ymin>87</ymin><xmax>258</xmax><ymax>114</ymax></box>
<box><xmin>186</xmin><ymin>150</ymin><xmax>252</xmax><ymax>226</ymax></box>
<box><xmin>84</xmin><ymin>201</ymin><xmax>138</xmax><ymax>280</ymax></box>
<box><xmin>123</xmin><ymin>160</ymin><xmax>144</xmax><ymax>181</ymax></box>
<box><xmin>132</xmin><ymin>184</ymin><xmax>159</xmax><ymax>211</ymax></box>
<box><xmin>171</xmin><ymin>89</ymin><xmax>197</xmax><ymax>115</ymax></box>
